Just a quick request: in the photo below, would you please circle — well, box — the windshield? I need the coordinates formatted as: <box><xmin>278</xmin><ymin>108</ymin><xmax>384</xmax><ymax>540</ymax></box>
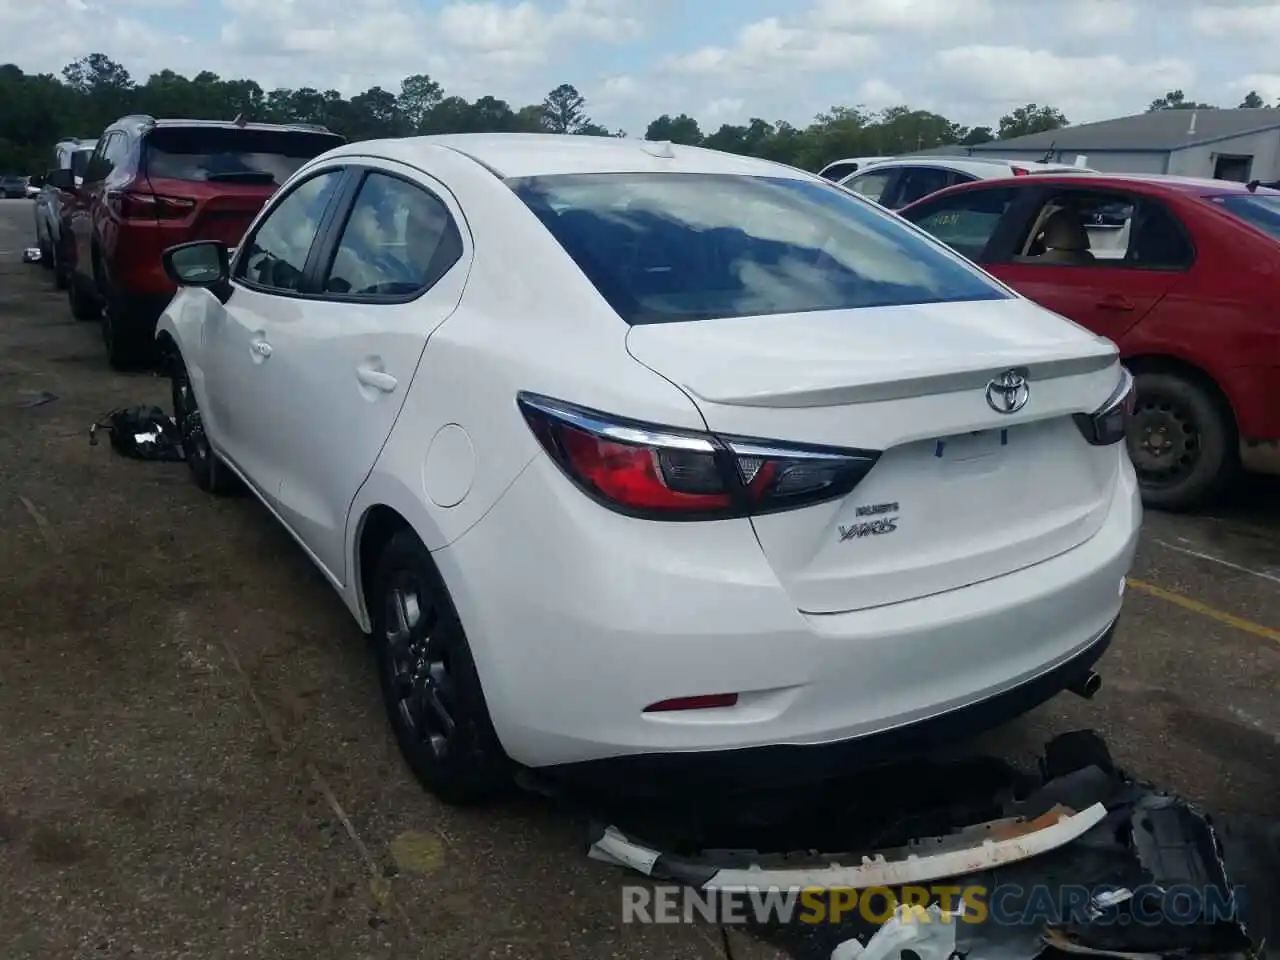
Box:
<box><xmin>1212</xmin><ymin>194</ymin><xmax>1280</xmax><ymax>241</ymax></box>
<box><xmin>143</xmin><ymin>127</ymin><xmax>344</xmax><ymax>187</ymax></box>
<box><xmin>509</xmin><ymin>173</ymin><xmax>1009</xmax><ymax>325</ymax></box>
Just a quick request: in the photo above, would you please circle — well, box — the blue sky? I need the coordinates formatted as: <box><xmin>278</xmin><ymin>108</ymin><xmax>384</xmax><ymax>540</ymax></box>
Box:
<box><xmin>3</xmin><ymin>0</ymin><xmax>1279</xmax><ymax>135</ymax></box>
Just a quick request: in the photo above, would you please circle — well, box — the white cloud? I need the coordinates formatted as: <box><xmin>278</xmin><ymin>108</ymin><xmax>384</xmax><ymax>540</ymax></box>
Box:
<box><xmin>1228</xmin><ymin>73</ymin><xmax>1280</xmax><ymax>103</ymax></box>
<box><xmin>855</xmin><ymin>78</ymin><xmax>906</xmax><ymax>109</ymax></box>
<box><xmin>1057</xmin><ymin>0</ymin><xmax>1138</xmax><ymax>39</ymax></box>
<box><xmin>809</xmin><ymin>0</ymin><xmax>993</xmax><ymax>33</ymax></box>
<box><xmin>665</xmin><ymin>17</ymin><xmax>877</xmax><ymax>84</ymax></box>
<box><xmin>1190</xmin><ymin>3</ymin><xmax>1280</xmax><ymax>41</ymax></box>
<box><xmin>930</xmin><ymin>45</ymin><xmax>1195</xmax><ymax>123</ymax></box>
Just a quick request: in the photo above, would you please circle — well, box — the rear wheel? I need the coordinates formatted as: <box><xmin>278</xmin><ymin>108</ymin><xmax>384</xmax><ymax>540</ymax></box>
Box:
<box><xmin>372</xmin><ymin>530</ymin><xmax>511</xmax><ymax>805</ymax></box>
<box><xmin>170</xmin><ymin>353</ymin><xmax>238</xmax><ymax>495</ymax></box>
<box><xmin>1127</xmin><ymin>371</ymin><xmax>1236</xmax><ymax>511</ymax></box>
<box><xmin>67</xmin><ymin>273</ymin><xmax>99</xmax><ymax>322</ymax></box>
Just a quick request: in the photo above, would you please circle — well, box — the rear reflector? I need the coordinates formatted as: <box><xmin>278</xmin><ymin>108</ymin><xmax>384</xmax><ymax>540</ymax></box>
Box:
<box><xmin>1011</xmin><ymin>166</ymin><xmax>1029</xmax><ymax>176</ymax></box>
<box><xmin>518</xmin><ymin>392</ymin><xmax>880</xmax><ymax>521</ymax></box>
<box><xmin>644</xmin><ymin>693</ymin><xmax>739</xmax><ymax>712</ymax></box>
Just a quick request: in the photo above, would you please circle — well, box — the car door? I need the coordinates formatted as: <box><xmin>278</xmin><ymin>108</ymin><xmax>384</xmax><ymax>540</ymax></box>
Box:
<box><xmin>240</xmin><ymin>162</ymin><xmax>470</xmax><ymax>584</ymax></box>
<box><xmin>204</xmin><ymin>166</ymin><xmax>348</xmax><ymax>502</ymax></box>
<box><xmin>981</xmin><ymin>186</ymin><xmax>1193</xmax><ymax>342</ymax></box>
<box><xmin>67</xmin><ymin>135</ymin><xmax>114</xmax><ymax>281</ymax></box>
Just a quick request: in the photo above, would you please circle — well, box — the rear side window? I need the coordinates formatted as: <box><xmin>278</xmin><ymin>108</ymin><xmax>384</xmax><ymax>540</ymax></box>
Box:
<box><xmin>143</xmin><ymin>127</ymin><xmax>345</xmax><ymax>187</ymax></box>
<box><xmin>1213</xmin><ymin>194</ymin><xmax>1280</xmax><ymax>241</ymax></box>
<box><xmin>894</xmin><ymin>167</ymin><xmax>953</xmax><ymax>208</ymax></box>
<box><xmin>510</xmin><ymin>172</ymin><xmax>1010</xmax><ymax>325</ymax></box>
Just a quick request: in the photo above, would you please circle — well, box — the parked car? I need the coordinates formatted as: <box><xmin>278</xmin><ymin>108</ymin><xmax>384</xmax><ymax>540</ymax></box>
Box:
<box><xmin>817</xmin><ymin>156</ymin><xmax>891</xmax><ymax>181</ymax></box>
<box><xmin>35</xmin><ymin>138</ymin><xmax>96</xmax><ymax>289</ymax></box>
<box><xmin>841</xmin><ymin>156</ymin><xmax>1094</xmax><ymax>210</ymax></box>
<box><xmin>45</xmin><ymin>114</ymin><xmax>345</xmax><ymax>367</ymax></box>
<box><xmin>0</xmin><ymin>174</ymin><xmax>28</xmax><ymax>198</ymax></box>
<box><xmin>155</xmin><ymin>133</ymin><xmax>1140</xmax><ymax>803</ymax></box>
<box><xmin>899</xmin><ymin>172</ymin><xmax>1280</xmax><ymax>510</ymax></box>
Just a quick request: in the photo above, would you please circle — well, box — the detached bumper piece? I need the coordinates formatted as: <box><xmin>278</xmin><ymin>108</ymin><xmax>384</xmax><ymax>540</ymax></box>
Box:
<box><xmin>585</xmin><ymin>731</ymin><xmax>1265</xmax><ymax>960</ymax></box>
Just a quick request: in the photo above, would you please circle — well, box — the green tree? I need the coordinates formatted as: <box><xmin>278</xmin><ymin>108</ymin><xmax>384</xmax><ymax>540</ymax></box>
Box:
<box><xmin>541</xmin><ymin>83</ymin><xmax>588</xmax><ymax>134</ymax></box>
<box><xmin>997</xmin><ymin>103</ymin><xmax>1069</xmax><ymax>139</ymax></box>
<box><xmin>1146</xmin><ymin>90</ymin><xmax>1217</xmax><ymax>112</ymax></box>
<box><xmin>1238</xmin><ymin>90</ymin><xmax>1266</xmax><ymax>109</ymax></box>
<box><xmin>645</xmin><ymin>113</ymin><xmax>703</xmax><ymax>145</ymax></box>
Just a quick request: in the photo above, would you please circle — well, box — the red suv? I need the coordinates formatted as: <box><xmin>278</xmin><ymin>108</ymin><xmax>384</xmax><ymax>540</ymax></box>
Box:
<box><xmin>49</xmin><ymin>116</ymin><xmax>345</xmax><ymax>367</ymax></box>
<box><xmin>900</xmin><ymin>173</ymin><xmax>1280</xmax><ymax>510</ymax></box>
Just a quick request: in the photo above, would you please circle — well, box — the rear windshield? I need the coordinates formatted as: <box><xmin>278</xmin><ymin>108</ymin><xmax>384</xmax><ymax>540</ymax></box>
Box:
<box><xmin>1212</xmin><ymin>194</ymin><xmax>1280</xmax><ymax>241</ymax></box>
<box><xmin>143</xmin><ymin>127</ymin><xmax>344</xmax><ymax>187</ymax></box>
<box><xmin>508</xmin><ymin>172</ymin><xmax>1010</xmax><ymax>325</ymax></box>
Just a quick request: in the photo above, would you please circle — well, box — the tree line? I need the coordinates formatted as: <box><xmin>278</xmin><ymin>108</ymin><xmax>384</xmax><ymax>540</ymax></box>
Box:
<box><xmin>1</xmin><ymin>54</ymin><xmax>1273</xmax><ymax>177</ymax></box>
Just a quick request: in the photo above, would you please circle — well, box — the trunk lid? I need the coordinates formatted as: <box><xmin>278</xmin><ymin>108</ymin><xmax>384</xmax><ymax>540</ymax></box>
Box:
<box><xmin>626</xmin><ymin>297</ymin><xmax>1124</xmax><ymax>614</ymax></box>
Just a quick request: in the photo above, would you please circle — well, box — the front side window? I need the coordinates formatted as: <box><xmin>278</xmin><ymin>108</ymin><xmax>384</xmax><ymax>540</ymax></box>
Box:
<box><xmin>843</xmin><ymin>169</ymin><xmax>894</xmax><ymax>203</ymax></box>
<box><xmin>1212</xmin><ymin>194</ymin><xmax>1280</xmax><ymax>242</ymax></box>
<box><xmin>238</xmin><ymin>170</ymin><xmax>342</xmax><ymax>292</ymax></box>
<box><xmin>323</xmin><ymin>172</ymin><xmax>462</xmax><ymax>297</ymax></box>
<box><xmin>143</xmin><ymin>127</ymin><xmax>344</xmax><ymax>187</ymax></box>
<box><xmin>905</xmin><ymin>186</ymin><xmax>1017</xmax><ymax>261</ymax></box>
<box><xmin>510</xmin><ymin>172</ymin><xmax>1010</xmax><ymax>326</ymax></box>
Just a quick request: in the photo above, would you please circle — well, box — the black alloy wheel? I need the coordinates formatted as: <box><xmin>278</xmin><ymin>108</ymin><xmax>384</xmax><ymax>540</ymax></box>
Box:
<box><xmin>170</xmin><ymin>354</ymin><xmax>236</xmax><ymax>494</ymax></box>
<box><xmin>372</xmin><ymin>530</ymin><xmax>509</xmax><ymax>805</ymax></box>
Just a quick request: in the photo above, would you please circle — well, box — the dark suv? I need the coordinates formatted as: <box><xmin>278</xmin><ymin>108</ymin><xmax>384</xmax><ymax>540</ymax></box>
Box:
<box><xmin>49</xmin><ymin>115</ymin><xmax>345</xmax><ymax>367</ymax></box>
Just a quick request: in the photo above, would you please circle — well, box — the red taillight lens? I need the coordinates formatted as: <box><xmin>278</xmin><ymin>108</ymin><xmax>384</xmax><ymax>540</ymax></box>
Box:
<box><xmin>1012</xmin><ymin>166</ymin><xmax>1029</xmax><ymax>176</ymax></box>
<box><xmin>518</xmin><ymin>393</ymin><xmax>880</xmax><ymax>520</ymax></box>
<box><xmin>119</xmin><ymin>190</ymin><xmax>197</xmax><ymax>220</ymax></box>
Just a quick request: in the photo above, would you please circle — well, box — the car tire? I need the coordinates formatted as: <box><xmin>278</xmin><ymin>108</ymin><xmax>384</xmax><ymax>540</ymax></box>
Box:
<box><xmin>37</xmin><ymin>236</ymin><xmax>53</xmax><ymax>271</ymax></box>
<box><xmin>67</xmin><ymin>274</ymin><xmax>99</xmax><ymax>322</ymax></box>
<box><xmin>51</xmin><ymin>240</ymin><xmax>69</xmax><ymax>291</ymax></box>
<box><xmin>372</xmin><ymin>529</ymin><xmax>511</xmax><ymax>805</ymax></box>
<box><xmin>1128</xmin><ymin>371</ymin><xmax>1237</xmax><ymax>512</ymax></box>
<box><xmin>169</xmin><ymin>353</ymin><xmax>238</xmax><ymax>495</ymax></box>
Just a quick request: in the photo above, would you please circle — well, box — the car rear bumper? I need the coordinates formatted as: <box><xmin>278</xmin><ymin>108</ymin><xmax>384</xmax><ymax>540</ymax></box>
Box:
<box><xmin>434</xmin><ymin>453</ymin><xmax>1142</xmax><ymax>775</ymax></box>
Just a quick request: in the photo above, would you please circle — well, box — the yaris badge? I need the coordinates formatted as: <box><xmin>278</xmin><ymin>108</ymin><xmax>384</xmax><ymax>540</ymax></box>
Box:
<box><xmin>985</xmin><ymin>370</ymin><xmax>1029</xmax><ymax>414</ymax></box>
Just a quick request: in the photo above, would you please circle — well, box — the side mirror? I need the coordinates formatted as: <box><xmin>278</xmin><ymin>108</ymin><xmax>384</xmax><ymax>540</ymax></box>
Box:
<box><xmin>45</xmin><ymin>169</ymin><xmax>75</xmax><ymax>191</ymax></box>
<box><xmin>163</xmin><ymin>241</ymin><xmax>231</xmax><ymax>298</ymax></box>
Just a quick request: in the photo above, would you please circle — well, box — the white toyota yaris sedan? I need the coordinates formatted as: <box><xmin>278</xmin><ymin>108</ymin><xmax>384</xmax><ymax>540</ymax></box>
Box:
<box><xmin>155</xmin><ymin>133</ymin><xmax>1142</xmax><ymax>803</ymax></box>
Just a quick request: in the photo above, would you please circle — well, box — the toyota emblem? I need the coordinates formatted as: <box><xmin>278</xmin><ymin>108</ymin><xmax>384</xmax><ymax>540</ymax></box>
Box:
<box><xmin>985</xmin><ymin>369</ymin><xmax>1030</xmax><ymax>414</ymax></box>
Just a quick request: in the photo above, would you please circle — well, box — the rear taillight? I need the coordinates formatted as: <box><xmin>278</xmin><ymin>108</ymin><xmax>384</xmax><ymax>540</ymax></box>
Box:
<box><xmin>119</xmin><ymin>190</ymin><xmax>197</xmax><ymax>220</ymax></box>
<box><xmin>1074</xmin><ymin>367</ymin><xmax>1135</xmax><ymax>446</ymax></box>
<box><xmin>1011</xmin><ymin>166</ymin><xmax>1029</xmax><ymax>176</ymax></box>
<box><xmin>518</xmin><ymin>393</ymin><xmax>880</xmax><ymax>520</ymax></box>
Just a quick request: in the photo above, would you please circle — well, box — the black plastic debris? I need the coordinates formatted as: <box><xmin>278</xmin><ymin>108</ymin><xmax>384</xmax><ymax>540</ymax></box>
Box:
<box><xmin>578</xmin><ymin>732</ymin><xmax>1271</xmax><ymax>960</ymax></box>
<box><xmin>17</xmin><ymin>390</ymin><xmax>58</xmax><ymax>408</ymax></box>
<box><xmin>22</xmin><ymin>247</ymin><xmax>41</xmax><ymax>264</ymax></box>
<box><xmin>88</xmin><ymin>406</ymin><xmax>185</xmax><ymax>461</ymax></box>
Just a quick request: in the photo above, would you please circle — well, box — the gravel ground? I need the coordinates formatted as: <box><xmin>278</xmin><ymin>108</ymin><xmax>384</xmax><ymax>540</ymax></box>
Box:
<box><xmin>0</xmin><ymin>197</ymin><xmax>1275</xmax><ymax>960</ymax></box>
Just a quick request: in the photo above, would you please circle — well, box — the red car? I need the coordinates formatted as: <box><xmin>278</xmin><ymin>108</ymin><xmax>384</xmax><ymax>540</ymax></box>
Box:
<box><xmin>899</xmin><ymin>173</ymin><xmax>1280</xmax><ymax>510</ymax></box>
<box><xmin>47</xmin><ymin>115</ymin><xmax>345</xmax><ymax>368</ymax></box>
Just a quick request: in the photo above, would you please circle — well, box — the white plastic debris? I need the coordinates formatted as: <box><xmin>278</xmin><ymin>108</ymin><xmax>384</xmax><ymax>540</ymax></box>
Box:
<box><xmin>830</xmin><ymin>901</ymin><xmax>963</xmax><ymax>960</ymax></box>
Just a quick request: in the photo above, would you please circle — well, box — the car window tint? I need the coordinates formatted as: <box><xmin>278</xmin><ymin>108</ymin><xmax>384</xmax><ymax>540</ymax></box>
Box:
<box><xmin>323</xmin><ymin>173</ymin><xmax>463</xmax><ymax>298</ymax></box>
<box><xmin>906</xmin><ymin>186</ymin><xmax>1017</xmax><ymax>260</ymax></box>
<box><xmin>144</xmin><ymin>127</ymin><xmax>344</xmax><ymax>187</ymax></box>
<box><xmin>511</xmin><ymin>172</ymin><xmax>1010</xmax><ymax>326</ymax></box>
<box><xmin>843</xmin><ymin>169</ymin><xmax>893</xmax><ymax>202</ymax></box>
<box><xmin>85</xmin><ymin>138</ymin><xmax>113</xmax><ymax>181</ymax></box>
<box><xmin>894</xmin><ymin>167</ymin><xmax>952</xmax><ymax>207</ymax></box>
<box><xmin>104</xmin><ymin>133</ymin><xmax>130</xmax><ymax>171</ymax></box>
<box><xmin>70</xmin><ymin>148</ymin><xmax>93</xmax><ymax>179</ymax></box>
<box><xmin>240</xmin><ymin>170</ymin><xmax>342</xmax><ymax>292</ymax></box>
<box><xmin>821</xmin><ymin>162</ymin><xmax>858</xmax><ymax>181</ymax></box>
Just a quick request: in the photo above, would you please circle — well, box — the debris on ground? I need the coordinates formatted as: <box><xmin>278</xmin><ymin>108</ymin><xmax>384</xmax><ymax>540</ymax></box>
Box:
<box><xmin>88</xmin><ymin>405</ymin><xmax>185</xmax><ymax>462</ymax></box>
<box><xmin>21</xmin><ymin>246</ymin><xmax>40</xmax><ymax>264</ymax></box>
<box><xmin>830</xmin><ymin>902</ymin><xmax>964</xmax><ymax>960</ymax></box>
<box><xmin>16</xmin><ymin>389</ymin><xmax>57</xmax><ymax>408</ymax></box>
<box><xmin>580</xmin><ymin>731</ymin><xmax>1273</xmax><ymax>960</ymax></box>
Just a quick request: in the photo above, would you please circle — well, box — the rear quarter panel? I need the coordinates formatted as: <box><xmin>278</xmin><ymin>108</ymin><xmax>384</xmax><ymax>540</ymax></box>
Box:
<box><xmin>1117</xmin><ymin>193</ymin><xmax>1280</xmax><ymax>439</ymax></box>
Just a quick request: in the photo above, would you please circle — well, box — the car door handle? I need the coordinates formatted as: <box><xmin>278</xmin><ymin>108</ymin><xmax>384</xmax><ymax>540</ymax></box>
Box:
<box><xmin>1096</xmin><ymin>294</ymin><xmax>1135</xmax><ymax>311</ymax></box>
<box><xmin>357</xmin><ymin>366</ymin><xmax>397</xmax><ymax>392</ymax></box>
<box><xmin>250</xmin><ymin>339</ymin><xmax>272</xmax><ymax>358</ymax></box>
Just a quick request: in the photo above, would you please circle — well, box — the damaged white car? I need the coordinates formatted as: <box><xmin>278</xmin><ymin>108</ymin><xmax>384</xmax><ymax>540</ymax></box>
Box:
<box><xmin>154</xmin><ymin>133</ymin><xmax>1142</xmax><ymax>804</ymax></box>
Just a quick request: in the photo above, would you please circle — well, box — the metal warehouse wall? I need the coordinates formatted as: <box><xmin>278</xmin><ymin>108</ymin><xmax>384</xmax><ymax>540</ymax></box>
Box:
<box><xmin>1166</xmin><ymin>131</ymin><xmax>1280</xmax><ymax>181</ymax></box>
<box><xmin>1054</xmin><ymin>151</ymin><xmax>1167</xmax><ymax>174</ymax></box>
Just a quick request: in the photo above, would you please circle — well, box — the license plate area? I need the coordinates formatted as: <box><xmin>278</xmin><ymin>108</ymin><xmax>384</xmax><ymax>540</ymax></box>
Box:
<box><xmin>935</xmin><ymin>428</ymin><xmax>1007</xmax><ymax>463</ymax></box>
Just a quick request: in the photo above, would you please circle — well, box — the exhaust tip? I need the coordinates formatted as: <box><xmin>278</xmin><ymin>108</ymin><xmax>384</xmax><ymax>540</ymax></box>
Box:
<box><xmin>1069</xmin><ymin>671</ymin><xmax>1102</xmax><ymax>700</ymax></box>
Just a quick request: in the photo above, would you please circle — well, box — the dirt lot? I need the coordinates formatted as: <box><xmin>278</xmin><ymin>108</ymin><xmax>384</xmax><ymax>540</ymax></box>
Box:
<box><xmin>1</xmin><ymin>197</ymin><xmax>1277</xmax><ymax>960</ymax></box>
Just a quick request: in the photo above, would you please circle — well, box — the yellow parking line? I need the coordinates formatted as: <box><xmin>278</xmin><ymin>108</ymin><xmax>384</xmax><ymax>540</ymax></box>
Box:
<box><xmin>1127</xmin><ymin>578</ymin><xmax>1280</xmax><ymax>644</ymax></box>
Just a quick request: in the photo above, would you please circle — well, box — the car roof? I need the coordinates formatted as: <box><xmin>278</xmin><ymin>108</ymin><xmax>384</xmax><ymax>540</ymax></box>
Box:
<box><xmin>107</xmin><ymin>115</ymin><xmax>340</xmax><ymax>137</ymax></box>
<box><xmin>330</xmin><ymin>133</ymin><xmax>814</xmax><ymax>181</ymax></box>
<box><xmin>900</xmin><ymin>171</ymin><xmax>1280</xmax><ymax>209</ymax></box>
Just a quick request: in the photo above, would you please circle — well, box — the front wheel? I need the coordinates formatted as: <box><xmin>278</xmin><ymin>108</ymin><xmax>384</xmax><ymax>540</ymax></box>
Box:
<box><xmin>372</xmin><ymin>530</ymin><xmax>511</xmax><ymax>805</ymax></box>
<box><xmin>170</xmin><ymin>354</ymin><xmax>238</xmax><ymax>495</ymax></box>
<box><xmin>1127</xmin><ymin>371</ymin><xmax>1237</xmax><ymax>511</ymax></box>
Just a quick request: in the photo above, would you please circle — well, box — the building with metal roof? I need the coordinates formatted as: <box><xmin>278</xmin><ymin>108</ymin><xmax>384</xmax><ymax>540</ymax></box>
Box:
<box><xmin>909</xmin><ymin>108</ymin><xmax>1280</xmax><ymax>182</ymax></box>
